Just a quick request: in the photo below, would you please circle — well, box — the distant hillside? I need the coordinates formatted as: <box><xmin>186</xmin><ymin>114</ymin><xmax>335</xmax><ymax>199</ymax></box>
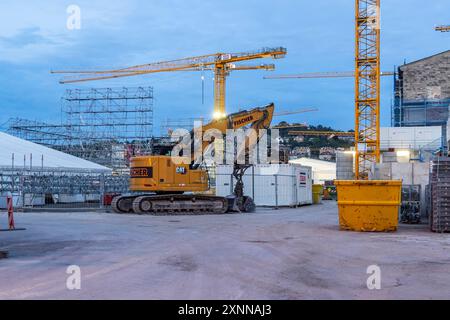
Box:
<box><xmin>274</xmin><ymin>122</ymin><xmax>354</xmax><ymax>160</ymax></box>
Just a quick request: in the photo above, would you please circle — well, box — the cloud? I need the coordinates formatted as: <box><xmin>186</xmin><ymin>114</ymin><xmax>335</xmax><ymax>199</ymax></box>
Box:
<box><xmin>0</xmin><ymin>1</ymin><xmax>135</xmax><ymax>63</ymax></box>
<box><xmin>0</xmin><ymin>0</ymin><xmax>449</xmax><ymax>131</ymax></box>
<box><xmin>0</xmin><ymin>27</ymin><xmax>68</xmax><ymax>63</ymax></box>
<box><xmin>0</xmin><ymin>27</ymin><xmax>56</xmax><ymax>48</ymax></box>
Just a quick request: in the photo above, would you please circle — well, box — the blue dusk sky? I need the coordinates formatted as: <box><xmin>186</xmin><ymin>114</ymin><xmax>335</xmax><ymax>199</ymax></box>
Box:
<box><xmin>0</xmin><ymin>0</ymin><xmax>449</xmax><ymax>135</ymax></box>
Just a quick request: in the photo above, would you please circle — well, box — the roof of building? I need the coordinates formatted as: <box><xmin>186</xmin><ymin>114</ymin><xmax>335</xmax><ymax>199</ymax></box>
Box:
<box><xmin>0</xmin><ymin>131</ymin><xmax>111</xmax><ymax>171</ymax></box>
<box><xmin>399</xmin><ymin>50</ymin><xmax>450</xmax><ymax>70</ymax></box>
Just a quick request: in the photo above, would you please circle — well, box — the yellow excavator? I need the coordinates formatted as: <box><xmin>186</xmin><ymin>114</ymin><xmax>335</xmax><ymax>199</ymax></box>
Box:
<box><xmin>111</xmin><ymin>103</ymin><xmax>275</xmax><ymax>215</ymax></box>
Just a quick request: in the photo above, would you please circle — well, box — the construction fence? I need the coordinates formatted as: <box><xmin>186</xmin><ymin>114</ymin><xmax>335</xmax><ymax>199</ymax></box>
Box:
<box><xmin>0</xmin><ymin>167</ymin><xmax>129</xmax><ymax>210</ymax></box>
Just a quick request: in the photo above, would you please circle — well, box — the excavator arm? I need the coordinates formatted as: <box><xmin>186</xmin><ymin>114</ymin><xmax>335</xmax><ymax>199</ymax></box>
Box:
<box><xmin>186</xmin><ymin>103</ymin><xmax>274</xmax><ymax>166</ymax></box>
<box><xmin>190</xmin><ymin>103</ymin><xmax>275</xmax><ymax>211</ymax></box>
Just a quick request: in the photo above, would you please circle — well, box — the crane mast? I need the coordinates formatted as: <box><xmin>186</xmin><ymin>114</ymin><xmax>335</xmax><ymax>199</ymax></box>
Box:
<box><xmin>263</xmin><ymin>2</ymin><xmax>382</xmax><ymax>179</ymax></box>
<box><xmin>355</xmin><ymin>0</ymin><xmax>381</xmax><ymax>180</ymax></box>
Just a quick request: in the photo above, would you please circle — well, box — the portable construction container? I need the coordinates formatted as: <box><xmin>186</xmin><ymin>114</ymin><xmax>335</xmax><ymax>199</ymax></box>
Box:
<box><xmin>215</xmin><ymin>164</ymin><xmax>312</xmax><ymax>207</ymax></box>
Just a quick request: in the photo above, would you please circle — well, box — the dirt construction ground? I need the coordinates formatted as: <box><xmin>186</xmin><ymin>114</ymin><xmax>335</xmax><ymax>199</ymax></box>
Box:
<box><xmin>0</xmin><ymin>202</ymin><xmax>449</xmax><ymax>300</ymax></box>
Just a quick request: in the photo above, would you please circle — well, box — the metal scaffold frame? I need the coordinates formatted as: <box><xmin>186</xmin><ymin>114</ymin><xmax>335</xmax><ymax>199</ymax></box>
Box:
<box><xmin>355</xmin><ymin>0</ymin><xmax>381</xmax><ymax>179</ymax></box>
<box><xmin>6</xmin><ymin>87</ymin><xmax>154</xmax><ymax>170</ymax></box>
<box><xmin>63</xmin><ymin>87</ymin><xmax>153</xmax><ymax>142</ymax></box>
<box><xmin>6</xmin><ymin>118</ymin><xmax>72</xmax><ymax>146</ymax></box>
<box><xmin>0</xmin><ymin>166</ymin><xmax>129</xmax><ymax>209</ymax></box>
<box><xmin>160</xmin><ymin>117</ymin><xmax>205</xmax><ymax>136</ymax></box>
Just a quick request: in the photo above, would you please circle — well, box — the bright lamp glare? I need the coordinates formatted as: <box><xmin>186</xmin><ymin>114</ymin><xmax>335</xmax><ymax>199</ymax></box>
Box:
<box><xmin>397</xmin><ymin>150</ymin><xmax>410</xmax><ymax>158</ymax></box>
<box><xmin>213</xmin><ymin>111</ymin><xmax>226</xmax><ymax>119</ymax></box>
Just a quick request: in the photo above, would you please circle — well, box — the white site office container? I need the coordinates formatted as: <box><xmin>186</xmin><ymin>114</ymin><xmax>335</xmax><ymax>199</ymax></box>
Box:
<box><xmin>216</xmin><ymin>164</ymin><xmax>312</xmax><ymax>207</ymax></box>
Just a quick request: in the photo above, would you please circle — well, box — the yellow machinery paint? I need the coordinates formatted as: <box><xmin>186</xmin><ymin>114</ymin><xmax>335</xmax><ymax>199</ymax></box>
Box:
<box><xmin>334</xmin><ymin>180</ymin><xmax>402</xmax><ymax>232</ymax></box>
<box><xmin>312</xmin><ymin>184</ymin><xmax>323</xmax><ymax>204</ymax></box>
<box><xmin>129</xmin><ymin>156</ymin><xmax>209</xmax><ymax>193</ymax></box>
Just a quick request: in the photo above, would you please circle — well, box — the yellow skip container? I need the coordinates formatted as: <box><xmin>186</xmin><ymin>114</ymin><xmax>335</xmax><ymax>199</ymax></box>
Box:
<box><xmin>312</xmin><ymin>184</ymin><xmax>323</xmax><ymax>204</ymax></box>
<box><xmin>334</xmin><ymin>180</ymin><xmax>402</xmax><ymax>232</ymax></box>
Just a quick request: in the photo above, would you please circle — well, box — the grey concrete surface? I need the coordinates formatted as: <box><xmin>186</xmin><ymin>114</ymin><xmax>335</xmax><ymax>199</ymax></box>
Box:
<box><xmin>0</xmin><ymin>202</ymin><xmax>449</xmax><ymax>300</ymax></box>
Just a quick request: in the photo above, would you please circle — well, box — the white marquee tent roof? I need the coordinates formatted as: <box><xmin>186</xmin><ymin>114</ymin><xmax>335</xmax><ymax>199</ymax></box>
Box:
<box><xmin>290</xmin><ymin>157</ymin><xmax>336</xmax><ymax>183</ymax></box>
<box><xmin>0</xmin><ymin>132</ymin><xmax>111</xmax><ymax>171</ymax></box>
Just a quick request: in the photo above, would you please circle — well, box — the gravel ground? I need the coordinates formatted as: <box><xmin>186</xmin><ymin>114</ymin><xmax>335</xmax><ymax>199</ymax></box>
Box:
<box><xmin>0</xmin><ymin>202</ymin><xmax>449</xmax><ymax>300</ymax></box>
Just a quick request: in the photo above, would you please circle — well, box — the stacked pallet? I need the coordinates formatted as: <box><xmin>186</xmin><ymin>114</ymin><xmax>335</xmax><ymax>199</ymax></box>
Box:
<box><xmin>430</xmin><ymin>157</ymin><xmax>450</xmax><ymax>232</ymax></box>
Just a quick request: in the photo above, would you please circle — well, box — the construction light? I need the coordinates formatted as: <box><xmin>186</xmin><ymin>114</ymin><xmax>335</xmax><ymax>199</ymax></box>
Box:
<box><xmin>396</xmin><ymin>150</ymin><xmax>410</xmax><ymax>158</ymax></box>
<box><xmin>213</xmin><ymin>111</ymin><xmax>226</xmax><ymax>120</ymax></box>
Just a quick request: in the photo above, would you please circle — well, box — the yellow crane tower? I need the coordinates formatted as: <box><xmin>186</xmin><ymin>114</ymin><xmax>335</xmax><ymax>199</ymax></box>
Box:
<box><xmin>355</xmin><ymin>0</ymin><xmax>381</xmax><ymax>179</ymax></box>
<box><xmin>52</xmin><ymin>47</ymin><xmax>287</xmax><ymax>119</ymax></box>
<box><xmin>264</xmin><ymin>2</ymin><xmax>382</xmax><ymax>180</ymax></box>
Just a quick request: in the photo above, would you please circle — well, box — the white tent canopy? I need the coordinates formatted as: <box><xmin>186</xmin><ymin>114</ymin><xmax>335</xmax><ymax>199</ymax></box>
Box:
<box><xmin>289</xmin><ymin>157</ymin><xmax>336</xmax><ymax>184</ymax></box>
<box><xmin>0</xmin><ymin>132</ymin><xmax>111</xmax><ymax>171</ymax></box>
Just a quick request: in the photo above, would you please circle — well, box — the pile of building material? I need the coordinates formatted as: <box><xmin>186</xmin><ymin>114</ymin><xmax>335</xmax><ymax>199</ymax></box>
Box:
<box><xmin>430</xmin><ymin>157</ymin><xmax>450</xmax><ymax>232</ymax></box>
<box><xmin>372</xmin><ymin>162</ymin><xmax>430</xmax><ymax>218</ymax></box>
<box><xmin>336</xmin><ymin>152</ymin><xmax>354</xmax><ymax>180</ymax></box>
<box><xmin>401</xmin><ymin>185</ymin><xmax>421</xmax><ymax>224</ymax></box>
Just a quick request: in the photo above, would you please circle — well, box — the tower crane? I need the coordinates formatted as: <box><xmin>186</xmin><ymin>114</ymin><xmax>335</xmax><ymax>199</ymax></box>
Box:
<box><xmin>274</xmin><ymin>107</ymin><xmax>319</xmax><ymax>117</ymax></box>
<box><xmin>354</xmin><ymin>0</ymin><xmax>381</xmax><ymax>179</ymax></box>
<box><xmin>52</xmin><ymin>47</ymin><xmax>287</xmax><ymax>119</ymax></box>
<box><xmin>271</xmin><ymin>108</ymin><xmax>319</xmax><ymax>129</ymax></box>
<box><xmin>264</xmin><ymin>71</ymin><xmax>393</xmax><ymax>79</ymax></box>
<box><xmin>435</xmin><ymin>25</ymin><xmax>450</xmax><ymax>32</ymax></box>
<box><xmin>264</xmin><ymin>1</ymin><xmax>381</xmax><ymax>179</ymax></box>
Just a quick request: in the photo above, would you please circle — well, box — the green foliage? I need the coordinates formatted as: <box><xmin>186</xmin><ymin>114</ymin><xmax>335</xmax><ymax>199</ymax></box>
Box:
<box><xmin>277</xmin><ymin>123</ymin><xmax>354</xmax><ymax>151</ymax></box>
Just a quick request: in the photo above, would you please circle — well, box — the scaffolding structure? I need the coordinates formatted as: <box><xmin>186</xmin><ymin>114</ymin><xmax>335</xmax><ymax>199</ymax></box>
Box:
<box><xmin>393</xmin><ymin>70</ymin><xmax>450</xmax><ymax>125</ymax></box>
<box><xmin>0</xmin><ymin>166</ymin><xmax>129</xmax><ymax>209</ymax></box>
<box><xmin>6</xmin><ymin>118</ymin><xmax>71</xmax><ymax>146</ymax></box>
<box><xmin>6</xmin><ymin>87</ymin><xmax>154</xmax><ymax>170</ymax></box>
<box><xmin>63</xmin><ymin>87</ymin><xmax>153</xmax><ymax>141</ymax></box>
<box><xmin>392</xmin><ymin>69</ymin><xmax>450</xmax><ymax>147</ymax></box>
<box><xmin>160</xmin><ymin>117</ymin><xmax>205</xmax><ymax>136</ymax></box>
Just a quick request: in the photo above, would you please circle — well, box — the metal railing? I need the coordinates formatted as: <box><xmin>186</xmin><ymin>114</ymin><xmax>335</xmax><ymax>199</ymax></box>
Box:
<box><xmin>0</xmin><ymin>167</ymin><xmax>129</xmax><ymax>210</ymax></box>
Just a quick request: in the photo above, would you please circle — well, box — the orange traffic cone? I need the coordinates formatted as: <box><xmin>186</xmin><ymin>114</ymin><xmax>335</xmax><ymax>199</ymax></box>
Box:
<box><xmin>7</xmin><ymin>194</ymin><xmax>15</xmax><ymax>230</ymax></box>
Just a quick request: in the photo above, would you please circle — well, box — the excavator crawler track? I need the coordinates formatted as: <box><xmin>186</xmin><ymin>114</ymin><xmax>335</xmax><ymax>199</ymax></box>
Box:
<box><xmin>112</xmin><ymin>194</ymin><xmax>231</xmax><ymax>215</ymax></box>
<box><xmin>111</xmin><ymin>195</ymin><xmax>136</xmax><ymax>214</ymax></box>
